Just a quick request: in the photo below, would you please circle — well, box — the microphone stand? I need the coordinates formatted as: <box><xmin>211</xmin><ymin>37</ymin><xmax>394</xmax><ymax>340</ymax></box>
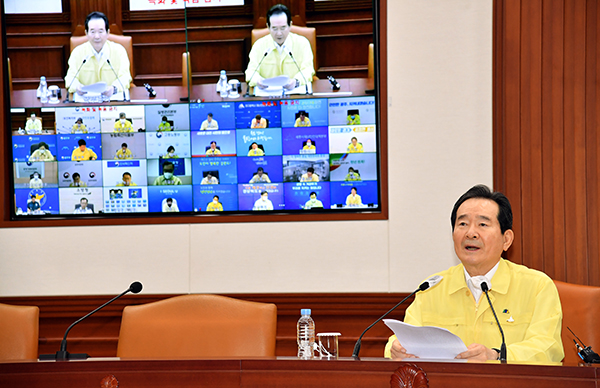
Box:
<box><xmin>106</xmin><ymin>58</ymin><xmax>129</xmax><ymax>102</ymax></box>
<box><xmin>64</xmin><ymin>56</ymin><xmax>90</xmax><ymax>103</ymax></box>
<box><xmin>245</xmin><ymin>49</ymin><xmax>272</xmax><ymax>97</ymax></box>
<box><xmin>288</xmin><ymin>51</ymin><xmax>311</xmax><ymax>95</ymax></box>
<box><xmin>481</xmin><ymin>282</ymin><xmax>507</xmax><ymax>362</ymax></box>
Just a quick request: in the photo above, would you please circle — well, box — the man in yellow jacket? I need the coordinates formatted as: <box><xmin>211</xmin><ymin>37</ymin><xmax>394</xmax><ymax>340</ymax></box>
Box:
<box><xmin>64</xmin><ymin>12</ymin><xmax>131</xmax><ymax>98</ymax></box>
<box><xmin>71</xmin><ymin>139</ymin><xmax>98</xmax><ymax>161</ymax></box>
<box><xmin>384</xmin><ymin>185</ymin><xmax>564</xmax><ymax>363</ymax></box>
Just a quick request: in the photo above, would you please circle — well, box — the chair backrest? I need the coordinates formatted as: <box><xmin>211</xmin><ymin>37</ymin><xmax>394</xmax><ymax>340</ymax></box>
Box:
<box><xmin>251</xmin><ymin>25</ymin><xmax>318</xmax><ymax>76</ymax></box>
<box><xmin>70</xmin><ymin>34</ymin><xmax>135</xmax><ymax>85</ymax></box>
<box><xmin>554</xmin><ymin>280</ymin><xmax>600</xmax><ymax>364</ymax></box>
<box><xmin>368</xmin><ymin>43</ymin><xmax>375</xmax><ymax>79</ymax></box>
<box><xmin>0</xmin><ymin>303</ymin><xmax>39</xmax><ymax>360</ymax></box>
<box><xmin>116</xmin><ymin>294</ymin><xmax>277</xmax><ymax>358</ymax></box>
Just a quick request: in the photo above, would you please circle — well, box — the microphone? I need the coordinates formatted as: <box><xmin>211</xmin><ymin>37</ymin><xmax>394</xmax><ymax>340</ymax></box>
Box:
<box><xmin>481</xmin><ymin>281</ymin><xmax>507</xmax><ymax>362</ymax></box>
<box><xmin>352</xmin><ymin>275</ymin><xmax>443</xmax><ymax>359</ymax></box>
<box><xmin>105</xmin><ymin>57</ymin><xmax>129</xmax><ymax>102</ymax></box>
<box><xmin>64</xmin><ymin>54</ymin><xmax>92</xmax><ymax>103</ymax></box>
<box><xmin>327</xmin><ymin>75</ymin><xmax>341</xmax><ymax>91</ymax></box>
<box><xmin>245</xmin><ymin>48</ymin><xmax>273</xmax><ymax>97</ymax></box>
<box><xmin>39</xmin><ymin>281</ymin><xmax>143</xmax><ymax>361</ymax></box>
<box><xmin>567</xmin><ymin>327</ymin><xmax>600</xmax><ymax>363</ymax></box>
<box><xmin>288</xmin><ymin>51</ymin><xmax>311</xmax><ymax>95</ymax></box>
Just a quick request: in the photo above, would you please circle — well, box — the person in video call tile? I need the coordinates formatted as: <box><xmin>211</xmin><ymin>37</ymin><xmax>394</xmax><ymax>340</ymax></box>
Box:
<box><xmin>114</xmin><ymin>142</ymin><xmax>133</xmax><ymax>159</ymax></box>
<box><xmin>345</xmin><ymin>167</ymin><xmax>361</xmax><ymax>181</ymax></box>
<box><xmin>385</xmin><ymin>185</ymin><xmax>564</xmax><ymax>363</ymax></box>
<box><xmin>206</xmin><ymin>195</ymin><xmax>224</xmax><ymax>212</ymax></box>
<box><xmin>201</xmin><ymin>173</ymin><xmax>219</xmax><ymax>185</ymax></box>
<box><xmin>347</xmin><ymin>113</ymin><xmax>361</xmax><ymax>125</ymax></box>
<box><xmin>300</xmin><ymin>167</ymin><xmax>319</xmax><ymax>182</ymax></box>
<box><xmin>304</xmin><ymin>191</ymin><xmax>323</xmax><ymax>209</ymax></box>
<box><xmin>206</xmin><ymin>141</ymin><xmax>222</xmax><ymax>156</ymax></box>
<box><xmin>347</xmin><ymin>137</ymin><xmax>364</xmax><ymax>153</ymax></box>
<box><xmin>71</xmin><ymin>139</ymin><xmax>98</xmax><ymax>161</ymax></box>
<box><xmin>154</xmin><ymin>161</ymin><xmax>182</xmax><ymax>185</ymax></box>
<box><xmin>29</xmin><ymin>172</ymin><xmax>44</xmax><ymax>189</ymax></box>
<box><xmin>248</xmin><ymin>142</ymin><xmax>265</xmax><ymax>156</ymax></box>
<box><xmin>253</xmin><ymin>191</ymin><xmax>274</xmax><ymax>211</ymax></box>
<box><xmin>302</xmin><ymin>138</ymin><xmax>316</xmax><ymax>152</ymax></box>
<box><xmin>25</xmin><ymin>113</ymin><xmax>43</xmax><ymax>134</ymax></box>
<box><xmin>29</xmin><ymin>142</ymin><xmax>55</xmax><ymax>162</ymax></box>
<box><xmin>345</xmin><ymin>187</ymin><xmax>362</xmax><ymax>207</ymax></box>
<box><xmin>69</xmin><ymin>172</ymin><xmax>88</xmax><ymax>187</ymax></box>
<box><xmin>117</xmin><ymin>172</ymin><xmax>137</xmax><ymax>186</ymax></box>
<box><xmin>64</xmin><ymin>11</ymin><xmax>132</xmax><ymax>98</ymax></box>
<box><xmin>249</xmin><ymin>167</ymin><xmax>271</xmax><ymax>183</ymax></box>
<box><xmin>27</xmin><ymin>195</ymin><xmax>41</xmax><ymax>214</ymax></box>
<box><xmin>251</xmin><ymin>114</ymin><xmax>267</xmax><ymax>128</ymax></box>
<box><xmin>162</xmin><ymin>197</ymin><xmax>180</xmax><ymax>212</ymax></box>
<box><xmin>157</xmin><ymin>116</ymin><xmax>172</xmax><ymax>132</ymax></box>
<box><xmin>200</xmin><ymin>113</ymin><xmax>219</xmax><ymax>130</ymax></box>
<box><xmin>114</xmin><ymin>112</ymin><xmax>134</xmax><ymax>133</ymax></box>
<box><xmin>162</xmin><ymin>145</ymin><xmax>178</xmax><ymax>159</ymax></box>
<box><xmin>73</xmin><ymin>197</ymin><xmax>93</xmax><ymax>214</ymax></box>
<box><xmin>71</xmin><ymin>118</ymin><xmax>88</xmax><ymax>134</ymax></box>
<box><xmin>295</xmin><ymin>111</ymin><xmax>311</xmax><ymax>127</ymax></box>
<box><xmin>245</xmin><ymin>4</ymin><xmax>315</xmax><ymax>90</ymax></box>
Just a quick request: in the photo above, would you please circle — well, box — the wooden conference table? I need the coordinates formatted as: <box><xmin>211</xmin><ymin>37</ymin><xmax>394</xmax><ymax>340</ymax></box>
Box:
<box><xmin>0</xmin><ymin>357</ymin><xmax>597</xmax><ymax>388</ymax></box>
<box><xmin>10</xmin><ymin>78</ymin><xmax>374</xmax><ymax>107</ymax></box>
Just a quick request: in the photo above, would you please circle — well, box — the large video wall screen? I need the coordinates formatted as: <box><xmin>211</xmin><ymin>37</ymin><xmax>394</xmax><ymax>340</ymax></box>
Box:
<box><xmin>11</xmin><ymin>96</ymin><xmax>380</xmax><ymax>217</ymax></box>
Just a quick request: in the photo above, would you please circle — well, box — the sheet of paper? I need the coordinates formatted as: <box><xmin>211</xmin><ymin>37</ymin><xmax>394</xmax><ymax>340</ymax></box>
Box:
<box><xmin>253</xmin><ymin>82</ymin><xmax>312</xmax><ymax>97</ymax></box>
<box><xmin>81</xmin><ymin>82</ymin><xmax>107</xmax><ymax>94</ymax></box>
<box><xmin>383</xmin><ymin>319</ymin><xmax>468</xmax><ymax>359</ymax></box>
<box><xmin>261</xmin><ymin>75</ymin><xmax>289</xmax><ymax>87</ymax></box>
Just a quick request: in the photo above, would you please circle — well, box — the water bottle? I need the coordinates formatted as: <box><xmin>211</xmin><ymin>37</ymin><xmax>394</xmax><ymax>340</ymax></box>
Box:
<box><xmin>217</xmin><ymin>70</ymin><xmax>229</xmax><ymax>98</ymax></box>
<box><xmin>297</xmin><ymin>308</ymin><xmax>315</xmax><ymax>359</ymax></box>
<box><xmin>37</xmin><ymin>76</ymin><xmax>48</xmax><ymax>102</ymax></box>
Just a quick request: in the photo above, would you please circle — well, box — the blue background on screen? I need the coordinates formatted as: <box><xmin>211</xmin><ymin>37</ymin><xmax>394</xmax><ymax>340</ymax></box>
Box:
<box><xmin>191</xmin><ymin>130</ymin><xmax>237</xmax><ymax>157</ymax></box>
<box><xmin>234</xmin><ymin>100</ymin><xmax>281</xmax><ymax>128</ymax></box>
<box><xmin>148</xmin><ymin>185</ymin><xmax>193</xmax><ymax>212</ymax></box>
<box><xmin>12</xmin><ymin>135</ymin><xmax>58</xmax><ymax>162</ymax></box>
<box><xmin>157</xmin><ymin>158</ymin><xmax>186</xmax><ymax>176</ymax></box>
<box><xmin>237</xmin><ymin>183</ymin><xmax>284</xmax><ymax>211</ymax></box>
<box><xmin>15</xmin><ymin>188</ymin><xmax>60</xmax><ymax>214</ymax></box>
<box><xmin>236</xmin><ymin>156</ymin><xmax>283</xmax><ymax>183</ymax></box>
<box><xmin>190</xmin><ymin>102</ymin><xmax>236</xmax><ymax>130</ymax></box>
<box><xmin>57</xmin><ymin>134</ymin><xmax>103</xmax><ymax>161</ymax></box>
<box><xmin>283</xmin><ymin>182</ymin><xmax>330</xmax><ymax>210</ymax></box>
<box><xmin>280</xmin><ymin>98</ymin><xmax>329</xmax><ymax>127</ymax></box>
<box><xmin>235</xmin><ymin>128</ymin><xmax>283</xmax><ymax>156</ymax></box>
<box><xmin>281</xmin><ymin>126</ymin><xmax>329</xmax><ymax>155</ymax></box>
<box><xmin>193</xmin><ymin>184</ymin><xmax>238</xmax><ymax>211</ymax></box>
<box><xmin>191</xmin><ymin>157</ymin><xmax>238</xmax><ymax>184</ymax></box>
<box><xmin>330</xmin><ymin>181</ymin><xmax>379</xmax><ymax>207</ymax></box>
<box><xmin>328</xmin><ymin>96</ymin><xmax>376</xmax><ymax>126</ymax></box>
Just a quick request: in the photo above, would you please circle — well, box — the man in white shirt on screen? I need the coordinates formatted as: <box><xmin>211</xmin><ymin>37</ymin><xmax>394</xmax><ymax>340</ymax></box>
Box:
<box><xmin>253</xmin><ymin>191</ymin><xmax>274</xmax><ymax>211</ymax></box>
<box><xmin>64</xmin><ymin>12</ymin><xmax>132</xmax><ymax>98</ymax></box>
<box><xmin>73</xmin><ymin>197</ymin><xmax>93</xmax><ymax>214</ymax></box>
<box><xmin>200</xmin><ymin>113</ymin><xmax>219</xmax><ymax>130</ymax></box>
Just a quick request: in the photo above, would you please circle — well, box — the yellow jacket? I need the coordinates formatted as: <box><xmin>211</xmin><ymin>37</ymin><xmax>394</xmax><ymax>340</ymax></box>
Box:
<box><xmin>384</xmin><ymin>259</ymin><xmax>564</xmax><ymax>362</ymax></box>
<box><xmin>245</xmin><ymin>32</ymin><xmax>315</xmax><ymax>87</ymax></box>
<box><xmin>295</xmin><ymin>117</ymin><xmax>312</xmax><ymax>127</ymax></box>
<box><xmin>71</xmin><ymin>147</ymin><xmax>98</xmax><ymax>161</ymax></box>
<box><xmin>114</xmin><ymin>120</ymin><xmax>134</xmax><ymax>133</ymax></box>
<box><xmin>206</xmin><ymin>201</ymin><xmax>223</xmax><ymax>211</ymax></box>
<box><xmin>115</xmin><ymin>148</ymin><xmax>133</xmax><ymax>159</ymax></box>
<box><xmin>65</xmin><ymin>41</ymin><xmax>132</xmax><ymax>93</ymax></box>
<box><xmin>248</xmin><ymin>148</ymin><xmax>265</xmax><ymax>156</ymax></box>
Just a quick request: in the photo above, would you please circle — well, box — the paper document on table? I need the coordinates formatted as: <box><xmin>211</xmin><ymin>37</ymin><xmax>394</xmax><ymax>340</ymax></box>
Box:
<box><xmin>254</xmin><ymin>81</ymin><xmax>312</xmax><ymax>97</ymax></box>
<box><xmin>73</xmin><ymin>83</ymin><xmax>129</xmax><ymax>103</ymax></box>
<box><xmin>383</xmin><ymin>319</ymin><xmax>468</xmax><ymax>359</ymax></box>
<box><xmin>81</xmin><ymin>82</ymin><xmax>107</xmax><ymax>94</ymax></box>
<box><xmin>261</xmin><ymin>75</ymin><xmax>289</xmax><ymax>87</ymax></box>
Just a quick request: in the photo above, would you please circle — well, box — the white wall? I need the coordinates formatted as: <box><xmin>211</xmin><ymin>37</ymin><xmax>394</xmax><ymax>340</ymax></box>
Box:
<box><xmin>0</xmin><ymin>0</ymin><xmax>493</xmax><ymax>297</ymax></box>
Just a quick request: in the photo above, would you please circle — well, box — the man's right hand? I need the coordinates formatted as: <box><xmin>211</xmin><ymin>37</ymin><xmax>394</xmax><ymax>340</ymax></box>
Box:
<box><xmin>390</xmin><ymin>339</ymin><xmax>418</xmax><ymax>359</ymax></box>
<box><xmin>75</xmin><ymin>85</ymin><xmax>87</xmax><ymax>96</ymax></box>
<box><xmin>256</xmin><ymin>80</ymin><xmax>268</xmax><ymax>89</ymax></box>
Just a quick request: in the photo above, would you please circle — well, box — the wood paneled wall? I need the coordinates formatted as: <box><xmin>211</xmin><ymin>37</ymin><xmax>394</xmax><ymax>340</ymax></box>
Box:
<box><xmin>494</xmin><ymin>0</ymin><xmax>600</xmax><ymax>286</ymax></box>
<box><xmin>6</xmin><ymin>0</ymin><xmax>374</xmax><ymax>89</ymax></box>
<box><xmin>0</xmin><ymin>293</ymin><xmax>410</xmax><ymax>359</ymax></box>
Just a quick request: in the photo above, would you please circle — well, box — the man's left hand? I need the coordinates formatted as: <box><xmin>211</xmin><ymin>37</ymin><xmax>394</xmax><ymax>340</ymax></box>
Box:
<box><xmin>284</xmin><ymin>78</ymin><xmax>297</xmax><ymax>90</ymax></box>
<box><xmin>455</xmin><ymin>343</ymin><xmax>498</xmax><ymax>361</ymax></box>
<box><xmin>102</xmin><ymin>85</ymin><xmax>115</xmax><ymax>97</ymax></box>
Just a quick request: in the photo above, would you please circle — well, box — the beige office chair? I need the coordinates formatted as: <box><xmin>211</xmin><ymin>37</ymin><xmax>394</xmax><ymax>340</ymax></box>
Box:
<box><xmin>182</xmin><ymin>52</ymin><xmax>192</xmax><ymax>88</ymax></box>
<box><xmin>368</xmin><ymin>43</ymin><xmax>375</xmax><ymax>79</ymax></box>
<box><xmin>116</xmin><ymin>294</ymin><xmax>277</xmax><ymax>358</ymax></box>
<box><xmin>0</xmin><ymin>303</ymin><xmax>39</xmax><ymax>360</ymax></box>
<box><xmin>70</xmin><ymin>34</ymin><xmax>135</xmax><ymax>87</ymax></box>
<box><xmin>554</xmin><ymin>280</ymin><xmax>600</xmax><ymax>364</ymax></box>
<box><xmin>251</xmin><ymin>25</ymin><xmax>318</xmax><ymax>80</ymax></box>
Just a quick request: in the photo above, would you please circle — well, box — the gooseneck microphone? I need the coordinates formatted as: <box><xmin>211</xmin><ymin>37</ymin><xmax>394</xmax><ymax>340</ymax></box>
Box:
<box><xmin>245</xmin><ymin>48</ymin><xmax>273</xmax><ymax>97</ymax></box>
<box><xmin>64</xmin><ymin>54</ymin><xmax>92</xmax><ymax>103</ymax></box>
<box><xmin>39</xmin><ymin>281</ymin><xmax>143</xmax><ymax>361</ymax></box>
<box><xmin>352</xmin><ymin>275</ymin><xmax>443</xmax><ymax>359</ymax></box>
<box><xmin>481</xmin><ymin>281</ymin><xmax>507</xmax><ymax>362</ymax></box>
<box><xmin>106</xmin><ymin>58</ymin><xmax>129</xmax><ymax>102</ymax></box>
<box><xmin>288</xmin><ymin>51</ymin><xmax>311</xmax><ymax>95</ymax></box>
